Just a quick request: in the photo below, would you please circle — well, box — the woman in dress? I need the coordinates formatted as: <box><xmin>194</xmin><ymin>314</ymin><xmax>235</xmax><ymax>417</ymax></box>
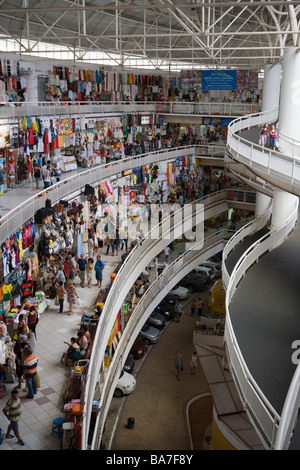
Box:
<box><xmin>66</xmin><ymin>279</ymin><xmax>78</xmax><ymax>315</ymax></box>
<box><xmin>86</xmin><ymin>258</ymin><xmax>94</xmax><ymax>289</ymax></box>
<box><xmin>94</xmin><ymin>255</ymin><xmax>105</xmax><ymax>287</ymax></box>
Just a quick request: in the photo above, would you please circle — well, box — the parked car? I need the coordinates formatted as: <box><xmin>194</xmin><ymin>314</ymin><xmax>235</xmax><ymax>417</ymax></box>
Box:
<box><xmin>130</xmin><ymin>338</ymin><xmax>148</xmax><ymax>360</ymax></box>
<box><xmin>168</xmin><ymin>284</ymin><xmax>189</xmax><ymax>300</ymax></box>
<box><xmin>123</xmin><ymin>354</ymin><xmax>135</xmax><ymax>374</ymax></box>
<box><xmin>179</xmin><ymin>271</ymin><xmax>211</xmax><ymax>293</ymax></box>
<box><xmin>138</xmin><ymin>324</ymin><xmax>161</xmax><ymax>344</ymax></box>
<box><xmin>154</xmin><ymin>301</ymin><xmax>176</xmax><ymax>320</ymax></box>
<box><xmin>146</xmin><ymin>311</ymin><xmax>167</xmax><ymax>330</ymax></box>
<box><xmin>114</xmin><ymin>370</ymin><xmax>136</xmax><ymax>398</ymax></box>
<box><xmin>208</xmin><ymin>252</ymin><xmax>223</xmax><ymax>263</ymax></box>
<box><xmin>194</xmin><ymin>265</ymin><xmax>215</xmax><ymax>280</ymax></box>
<box><xmin>163</xmin><ymin>293</ymin><xmax>179</xmax><ymax>305</ymax></box>
<box><xmin>200</xmin><ymin>262</ymin><xmax>222</xmax><ymax>278</ymax></box>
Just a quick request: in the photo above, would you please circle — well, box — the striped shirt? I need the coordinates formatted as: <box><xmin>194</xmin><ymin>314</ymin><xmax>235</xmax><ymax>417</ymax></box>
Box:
<box><xmin>23</xmin><ymin>353</ymin><xmax>38</xmax><ymax>376</ymax></box>
<box><xmin>3</xmin><ymin>398</ymin><xmax>22</xmax><ymax>422</ymax></box>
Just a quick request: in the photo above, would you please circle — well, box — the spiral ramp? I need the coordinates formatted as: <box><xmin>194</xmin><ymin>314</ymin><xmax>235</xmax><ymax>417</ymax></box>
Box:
<box><xmin>201</xmin><ymin>111</ymin><xmax>300</xmax><ymax>450</ymax></box>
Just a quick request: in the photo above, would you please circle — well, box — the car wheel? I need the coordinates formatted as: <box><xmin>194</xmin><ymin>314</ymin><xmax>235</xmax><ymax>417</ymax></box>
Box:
<box><xmin>113</xmin><ymin>388</ymin><xmax>123</xmax><ymax>398</ymax></box>
<box><xmin>186</xmin><ymin>284</ymin><xmax>195</xmax><ymax>293</ymax></box>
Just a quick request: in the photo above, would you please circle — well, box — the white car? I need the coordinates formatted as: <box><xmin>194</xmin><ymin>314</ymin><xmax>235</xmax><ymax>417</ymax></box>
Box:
<box><xmin>169</xmin><ymin>284</ymin><xmax>189</xmax><ymax>299</ymax></box>
<box><xmin>200</xmin><ymin>262</ymin><xmax>222</xmax><ymax>278</ymax></box>
<box><xmin>114</xmin><ymin>370</ymin><xmax>136</xmax><ymax>397</ymax></box>
<box><xmin>195</xmin><ymin>265</ymin><xmax>215</xmax><ymax>280</ymax></box>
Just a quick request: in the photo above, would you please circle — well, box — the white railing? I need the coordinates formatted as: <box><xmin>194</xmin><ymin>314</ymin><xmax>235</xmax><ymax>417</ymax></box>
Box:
<box><xmin>91</xmin><ymin>230</ymin><xmax>228</xmax><ymax>450</ymax></box>
<box><xmin>222</xmin><ymin>201</ymin><xmax>273</xmax><ymax>289</ymax></box>
<box><xmin>81</xmin><ymin>185</ymin><xmax>238</xmax><ymax>448</ymax></box>
<box><xmin>0</xmin><ymin>100</ymin><xmax>261</xmax><ymax>120</ymax></box>
<box><xmin>224</xmin><ymin>188</ymin><xmax>298</xmax><ymax>449</ymax></box>
<box><xmin>81</xmin><ymin>201</ymin><xmax>204</xmax><ymax>448</ymax></box>
<box><xmin>0</xmin><ymin>145</ymin><xmax>200</xmax><ymax>244</ymax></box>
<box><xmin>278</xmin><ymin>129</ymin><xmax>300</xmax><ymax>159</ymax></box>
<box><xmin>227</xmin><ymin>108</ymin><xmax>300</xmax><ymax>197</ymax></box>
<box><xmin>274</xmin><ymin>361</ymin><xmax>300</xmax><ymax>450</ymax></box>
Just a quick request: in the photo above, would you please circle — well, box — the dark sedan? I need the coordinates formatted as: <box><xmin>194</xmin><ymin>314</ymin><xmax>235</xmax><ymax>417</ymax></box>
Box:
<box><xmin>179</xmin><ymin>271</ymin><xmax>211</xmax><ymax>293</ymax></box>
<box><xmin>154</xmin><ymin>301</ymin><xmax>176</xmax><ymax>320</ymax></box>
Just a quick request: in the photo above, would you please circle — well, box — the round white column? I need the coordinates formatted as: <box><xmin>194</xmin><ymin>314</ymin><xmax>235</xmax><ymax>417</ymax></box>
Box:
<box><xmin>261</xmin><ymin>63</ymin><xmax>282</xmax><ymax>113</ymax></box>
<box><xmin>270</xmin><ymin>189</ymin><xmax>298</xmax><ymax>229</ymax></box>
<box><xmin>278</xmin><ymin>47</ymin><xmax>300</xmax><ymax>151</ymax></box>
<box><xmin>255</xmin><ymin>191</ymin><xmax>272</xmax><ymax>218</ymax></box>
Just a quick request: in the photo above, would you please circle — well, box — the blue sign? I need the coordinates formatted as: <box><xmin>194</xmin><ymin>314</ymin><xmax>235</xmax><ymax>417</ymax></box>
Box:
<box><xmin>202</xmin><ymin>70</ymin><xmax>237</xmax><ymax>90</ymax></box>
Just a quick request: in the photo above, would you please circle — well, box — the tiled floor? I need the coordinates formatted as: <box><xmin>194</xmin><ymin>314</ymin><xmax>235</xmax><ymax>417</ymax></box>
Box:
<box><xmin>0</xmin><ymin>170</ymin><xmax>121</xmax><ymax>450</ymax></box>
<box><xmin>0</xmin><ymin>255</ymin><xmax>120</xmax><ymax>450</ymax></box>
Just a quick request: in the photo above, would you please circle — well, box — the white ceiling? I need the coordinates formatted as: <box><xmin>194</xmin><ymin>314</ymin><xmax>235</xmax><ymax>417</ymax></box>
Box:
<box><xmin>0</xmin><ymin>0</ymin><xmax>299</xmax><ymax>71</ymax></box>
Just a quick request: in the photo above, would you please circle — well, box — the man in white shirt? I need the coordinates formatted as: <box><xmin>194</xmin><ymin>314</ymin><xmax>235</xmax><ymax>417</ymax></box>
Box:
<box><xmin>43</xmin><ymin>164</ymin><xmax>52</xmax><ymax>189</ymax></box>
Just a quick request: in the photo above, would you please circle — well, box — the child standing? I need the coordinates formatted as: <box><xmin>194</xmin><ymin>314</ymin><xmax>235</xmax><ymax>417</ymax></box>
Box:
<box><xmin>56</xmin><ymin>281</ymin><xmax>66</xmax><ymax>313</ymax></box>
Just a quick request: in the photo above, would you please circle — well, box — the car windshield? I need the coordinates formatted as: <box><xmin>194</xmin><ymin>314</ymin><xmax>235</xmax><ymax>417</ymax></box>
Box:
<box><xmin>141</xmin><ymin>324</ymin><xmax>149</xmax><ymax>332</ymax></box>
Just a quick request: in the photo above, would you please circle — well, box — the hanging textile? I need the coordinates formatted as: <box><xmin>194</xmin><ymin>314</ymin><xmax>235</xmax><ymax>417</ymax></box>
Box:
<box><xmin>76</xmin><ymin>229</ymin><xmax>84</xmax><ymax>258</ymax></box>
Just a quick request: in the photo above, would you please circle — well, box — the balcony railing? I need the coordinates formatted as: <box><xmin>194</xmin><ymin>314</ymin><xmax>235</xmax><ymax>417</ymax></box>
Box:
<box><xmin>0</xmin><ymin>100</ymin><xmax>261</xmax><ymax>120</ymax></box>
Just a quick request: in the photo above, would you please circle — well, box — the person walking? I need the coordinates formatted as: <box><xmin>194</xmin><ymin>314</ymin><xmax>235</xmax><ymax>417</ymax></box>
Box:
<box><xmin>86</xmin><ymin>258</ymin><xmax>94</xmax><ymax>288</ymax></box>
<box><xmin>269</xmin><ymin>124</ymin><xmax>277</xmax><ymax>150</ymax></box>
<box><xmin>164</xmin><ymin>245</ymin><xmax>170</xmax><ymax>261</ymax></box>
<box><xmin>190</xmin><ymin>351</ymin><xmax>198</xmax><ymax>375</ymax></box>
<box><xmin>174</xmin><ymin>301</ymin><xmax>183</xmax><ymax>322</ymax></box>
<box><xmin>22</xmin><ymin>347</ymin><xmax>38</xmax><ymax>399</ymax></box>
<box><xmin>112</xmin><ymin>228</ymin><xmax>120</xmax><ymax>256</ymax></box>
<box><xmin>197</xmin><ymin>298</ymin><xmax>203</xmax><ymax>316</ymax></box>
<box><xmin>94</xmin><ymin>255</ymin><xmax>105</xmax><ymax>287</ymax></box>
<box><xmin>259</xmin><ymin>123</ymin><xmax>269</xmax><ymax>151</ymax></box>
<box><xmin>190</xmin><ymin>299</ymin><xmax>196</xmax><ymax>316</ymax></box>
<box><xmin>55</xmin><ymin>265</ymin><xmax>66</xmax><ymax>285</ymax></box>
<box><xmin>33</xmin><ymin>162</ymin><xmax>41</xmax><ymax>189</ymax></box>
<box><xmin>68</xmin><ymin>253</ymin><xmax>77</xmax><ymax>281</ymax></box>
<box><xmin>56</xmin><ymin>280</ymin><xmax>66</xmax><ymax>313</ymax></box>
<box><xmin>120</xmin><ymin>226</ymin><xmax>128</xmax><ymax>251</ymax></box>
<box><xmin>27</xmin><ymin>305</ymin><xmax>38</xmax><ymax>338</ymax></box>
<box><xmin>2</xmin><ymin>389</ymin><xmax>25</xmax><ymax>446</ymax></box>
<box><xmin>174</xmin><ymin>351</ymin><xmax>183</xmax><ymax>381</ymax></box>
<box><xmin>77</xmin><ymin>254</ymin><xmax>87</xmax><ymax>288</ymax></box>
<box><xmin>66</xmin><ymin>279</ymin><xmax>79</xmax><ymax>315</ymax></box>
<box><xmin>43</xmin><ymin>164</ymin><xmax>52</xmax><ymax>189</ymax></box>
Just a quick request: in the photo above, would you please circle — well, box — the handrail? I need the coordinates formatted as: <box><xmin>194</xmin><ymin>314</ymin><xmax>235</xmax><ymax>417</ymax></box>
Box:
<box><xmin>274</xmin><ymin>361</ymin><xmax>300</xmax><ymax>449</ymax></box>
<box><xmin>0</xmin><ymin>144</ymin><xmax>205</xmax><ymax>244</ymax></box>
<box><xmin>0</xmin><ymin>100</ymin><xmax>261</xmax><ymax>120</ymax></box>
<box><xmin>278</xmin><ymin>129</ymin><xmax>300</xmax><ymax>159</ymax></box>
<box><xmin>225</xmin><ymin>194</ymin><xmax>298</xmax><ymax>449</ymax></box>
<box><xmin>91</xmin><ymin>229</ymin><xmax>228</xmax><ymax>450</ymax></box>
<box><xmin>222</xmin><ymin>201</ymin><xmax>273</xmax><ymax>289</ymax></box>
<box><xmin>227</xmin><ymin>107</ymin><xmax>300</xmax><ymax>197</ymax></box>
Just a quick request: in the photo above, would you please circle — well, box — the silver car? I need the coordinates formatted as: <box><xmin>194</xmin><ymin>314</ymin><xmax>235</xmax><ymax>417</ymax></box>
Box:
<box><xmin>146</xmin><ymin>311</ymin><xmax>167</xmax><ymax>330</ymax></box>
<box><xmin>138</xmin><ymin>324</ymin><xmax>161</xmax><ymax>344</ymax></box>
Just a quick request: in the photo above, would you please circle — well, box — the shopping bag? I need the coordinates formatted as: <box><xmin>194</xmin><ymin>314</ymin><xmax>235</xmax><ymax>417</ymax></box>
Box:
<box><xmin>35</xmin><ymin>373</ymin><xmax>41</xmax><ymax>389</ymax></box>
<box><xmin>54</xmin><ymin>297</ymin><xmax>59</xmax><ymax>306</ymax></box>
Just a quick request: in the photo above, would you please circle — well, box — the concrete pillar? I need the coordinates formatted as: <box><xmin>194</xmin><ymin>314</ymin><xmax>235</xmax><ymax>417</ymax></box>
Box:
<box><xmin>255</xmin><ymin>192</ymin><xmax>272</xmax><ymax>218</ymax></box>
<box><xmin>270</xmin><ymin>189</ymin><xmax>298</xmax><ymax>229</ymax></box>
<box><xmin>261</xmin><ymin>63</ymin><xmax>282</xmax><ymax>113</ymax></box>
<box><xmin>278</xmin><ymin>47</ymin><xmax>300</xmax><ymax>143</ymax></box>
